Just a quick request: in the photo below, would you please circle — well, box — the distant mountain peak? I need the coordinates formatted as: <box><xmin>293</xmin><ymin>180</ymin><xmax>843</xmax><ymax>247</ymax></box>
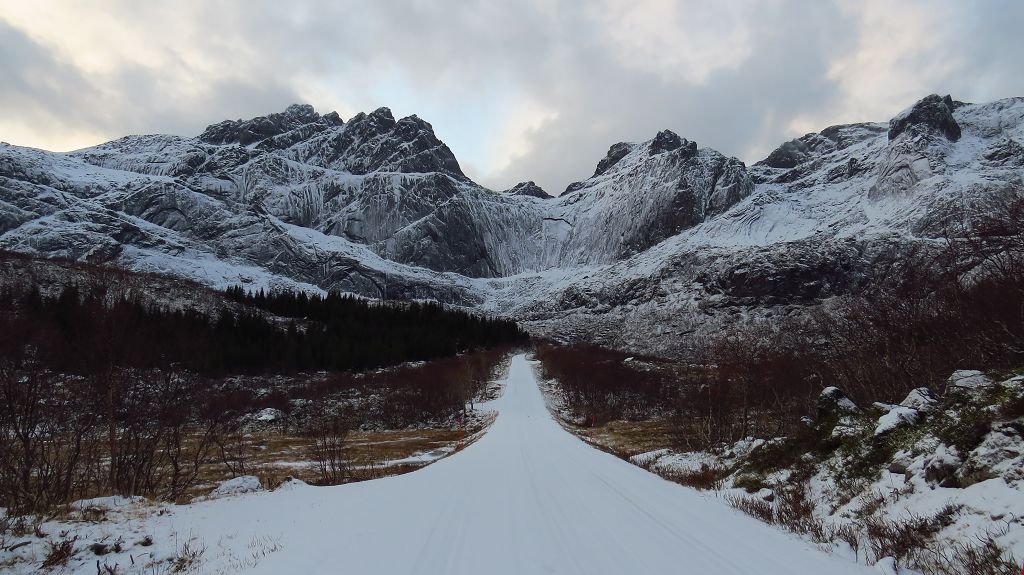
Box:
<box><xmin>503</xmin><ymin>181</ymin><xmax>552</xmax><ymax>199</ymax></box>
<box><xmin>198</xmin><ymin>103</ymin><xmax>342</xmax><ymax>146</ymax></box>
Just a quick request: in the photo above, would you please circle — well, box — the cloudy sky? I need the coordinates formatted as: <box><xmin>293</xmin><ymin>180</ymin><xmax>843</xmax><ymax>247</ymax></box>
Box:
<box><xmin>2</xmin><ymin>1</ymin><xmax>1023</xmax><ymax>194</ymax></box>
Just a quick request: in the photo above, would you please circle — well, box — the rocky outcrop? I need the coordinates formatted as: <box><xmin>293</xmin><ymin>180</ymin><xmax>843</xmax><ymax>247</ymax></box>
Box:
<box><xmin>199</xmin><ymin>103</ymin><xmax>343</xmax><ymax>147</ymax></box>
<box><xmin>887</xmin><ymin>94</ymin><xmax>961</xmax><ymax>142</ymax></box>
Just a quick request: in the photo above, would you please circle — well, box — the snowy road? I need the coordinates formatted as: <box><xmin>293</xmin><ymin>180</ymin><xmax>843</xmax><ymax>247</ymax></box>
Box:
<box><xmin>162</xmin><ymin>354</ymin><xmax>872</xmax><ymax>574</ymax></box>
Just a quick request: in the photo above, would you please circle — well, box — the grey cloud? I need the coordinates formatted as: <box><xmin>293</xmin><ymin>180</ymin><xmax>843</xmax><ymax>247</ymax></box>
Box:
<box><xmin>2</xmin><ymin>1</ymin><xmax>1023</xmax><ymax>192</ymax></box>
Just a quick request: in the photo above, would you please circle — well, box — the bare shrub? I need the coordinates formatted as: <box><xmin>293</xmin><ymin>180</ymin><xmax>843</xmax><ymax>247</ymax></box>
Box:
<box><xmin>661</xmin><ymin>464</ymin><xmax>730</xmax><ymax>491</ymax></box>
<box><xmin>919</xmin><ymin>529</ymin><xmax>1021</xmax><ymax>575</ymax></box>
<box><xmin>863</xmin><ymin>513</ymin><xmax>941</xmax><ymax>567</ymax></box>
<box><xmin>307</xmin><ymin>410</ymin><xmax>350</xmax><ymax>486</ymax></box>
<box><xmin>725</xmin><ymin>493</ymin><xmax>775</xmax><ymax>524</ymax></box>
<box><xmin>170</xmin><ymin>538</ymin><xmax>206</xmax><ymax>573</ymax></box>
<box><xmin>41</xmin><ymin>536</ymin><xmax>76</xmax><ymax>569</ymax></box>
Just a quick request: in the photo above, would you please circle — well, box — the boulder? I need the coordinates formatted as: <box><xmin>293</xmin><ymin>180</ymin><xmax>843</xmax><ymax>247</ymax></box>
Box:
<box><xmin>900</xmin><ymin>387</ymin><xmax>937</xmax><ymax>413</ymax></box>
<box><xmin>947</xmin><ymin>370</ymin><xmax>995</xmax><ymax>395</ymax></box>
<box><xmin>874</xmin><ymin>406</ymin><xmax>920</xmax><ymax>435</ymax></box>
<box><xmin>818</xmin><ymin>386</ymin><xmax>860</xmax><ymax>418</ymax></box>
<box><xmin>922</xmin><ymin>445</ymin><xmax>962</xmax><ymax>487</ymax></box>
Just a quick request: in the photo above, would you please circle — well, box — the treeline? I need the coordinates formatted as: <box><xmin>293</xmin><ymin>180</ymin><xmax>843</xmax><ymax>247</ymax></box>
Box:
<box><xmin>0</xmin><ymin>284</ymin><xmax>526</xmax><ymax>376</ymax></box>
<box><xmin>0</xmin><ymin>279</ymin><xmax>525</xmax><ymax>511</ymax></box>
<box><xmin>0</xmin><ymin>347</ymin><xmax>512</xmax><ymax>512</ymax></box>
<box><xmin>225</xmin><ymin>286</ymin><xmax>527</xmax><ymax>371</ymax></box>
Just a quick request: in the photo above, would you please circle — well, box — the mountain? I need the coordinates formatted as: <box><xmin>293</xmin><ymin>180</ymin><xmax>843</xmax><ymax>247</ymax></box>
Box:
<box><xmin>2</xmin><ymin>94</ymin><xmax>1023</xmax><ymax>356</ymax></box>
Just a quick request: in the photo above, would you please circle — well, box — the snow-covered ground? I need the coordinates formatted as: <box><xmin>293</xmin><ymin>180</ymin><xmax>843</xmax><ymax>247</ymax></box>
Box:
<box><xmin>0</xmin><ymin>354</ymin><xmax>875</xmax><ymax>574</ymax></box>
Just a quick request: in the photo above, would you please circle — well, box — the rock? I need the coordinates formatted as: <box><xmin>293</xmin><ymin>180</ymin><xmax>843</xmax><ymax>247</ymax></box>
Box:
<box><xmin>959</xmin><ymin>422</ymin><xmax>1024</xmax><ymax>485</ymax></box>
<box><xmin>592</xmin><ymin>142</ymin><xmax>634</xmax><ymax>177</ymax></box>
<box><xmin>875</xmin><ymin>406</ymin><xmax>920</xmax><ymax>435</ymax></box>
<box><xmin>900</xmin><ymin>388</ymin><xmax>937</xmax><ymax>413</ymax></box>
<box><xmin>759</xmin><ymin>138</ymin><xmax>813</xmax><ymax>169</ymax></box>
<box><xmin>1000</xmin><ymin>375</ymin><xmax>1024</xmax><ymax>394</ymax></box>
<box><xmin>649</xmin><ymin>130</ymin><xmax>685</xmax><ymax>154</ymax></box>
<box><xmin>887</xmin><ymin>451</ymin><xmax>911</xmax><ymax>474</ymax></box>
<box><xmin>758</xmin><ymin>133</ymin><xmax>833</xmax><ymax>169</ymax></box>
<box><xmin>983</xmin><ymin>138</ymin><xmax>1024</xmax><ymax>166</ymax></box>
<box><xmin>199</xmin><ymin>103</ymin><xmax>329</xmax><ymax>146</ymax></box>
<box><xmin>211</xmin><ymin>475</ymin><xmax>263</xmax><ymax>497</ymax></box>
<box><xmin>756</xmin><ymin>488</ymin><xmax>775</xmax><ymax>502</ymax></box>
<box><xmin>819</xmin><ymin>386</ymin><xmax>860</xmax><ymax>418</ymax></box>
<box><xmin>922</xmin><ymin>445</ymin><xmax>962</xmax><ymax>487</ymax></box>
<box><xmin>888</xmin><ymin>94</ymin><xmax>961</xmax><ymax>142</ymax></box>
<box><xmin>947</xmin><ymin>370</ymin><xmax>995</xmax><ymax>395</ymax></box>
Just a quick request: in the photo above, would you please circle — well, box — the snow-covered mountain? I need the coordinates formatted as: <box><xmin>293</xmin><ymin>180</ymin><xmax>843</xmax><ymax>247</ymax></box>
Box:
<box><xmin>2</xmin><ymin>94</ymin><xmax>1023</xmax><ymax>355</ymax></box>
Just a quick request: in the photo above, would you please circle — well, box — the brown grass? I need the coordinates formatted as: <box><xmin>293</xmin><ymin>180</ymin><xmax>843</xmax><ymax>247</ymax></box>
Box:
<box><xmin>582</xmin><ymin>419</ymin><xmax>676</xmax><ymax>456</ymax></box>
<box><xmin>180</xmin><ymin>419</ymin><xmax>494</xmax><ymax>499</ymax></box>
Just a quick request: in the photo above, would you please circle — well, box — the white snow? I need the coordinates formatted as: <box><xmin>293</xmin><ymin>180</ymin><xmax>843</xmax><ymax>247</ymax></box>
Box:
<box><xmin>874</xmin><ymin>406</ymin><xmax>921</xmax><ymax>435</ymax></box>
<box><xmin>2</xmin><ymin>355</ymin><xmax>875</xmax><ymax>574</ymax></box>
<box><xmin>69</xmin><ymin>495</ymin><xmax>145</xmax><ymax>511</ymax></box>
<box><xmin>254</xmin><ymin>407</ymin><xmax>284</xmax><ymax>422</ymax></box>
<box><xmin>209</xmin><ymin>475</ymin><xmax>263</xmax><ymax>498</ymax></box>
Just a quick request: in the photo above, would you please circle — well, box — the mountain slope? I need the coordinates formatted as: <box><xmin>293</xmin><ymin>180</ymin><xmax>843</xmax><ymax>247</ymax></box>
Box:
<box><xmin>2</xmin><ymin>94</ymin><xmax>1023</xmax><ymax>355</ymax></box>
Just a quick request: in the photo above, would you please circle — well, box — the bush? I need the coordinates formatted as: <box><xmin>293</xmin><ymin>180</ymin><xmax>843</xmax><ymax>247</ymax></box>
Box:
<box><xmin>661</xmin><ymin>464</ymin><xmax>730</xmax><ymax>491</ymax></box>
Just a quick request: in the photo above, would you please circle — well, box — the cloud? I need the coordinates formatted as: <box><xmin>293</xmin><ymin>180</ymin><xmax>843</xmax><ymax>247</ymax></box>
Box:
<box><xmin>0</xmin><ymin>0</ymin><xmax>1022</xmax><ymax>193</ymax></box>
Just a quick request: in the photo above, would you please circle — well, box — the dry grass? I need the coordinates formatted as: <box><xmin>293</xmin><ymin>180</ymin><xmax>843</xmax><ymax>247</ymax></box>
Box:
<box><xmin>566</xmin><ymin>418</ymin><xmax>675</xmax><ymax>457</ymax></box>
<box><xmin>179</xmin><ymin>419</ymin><xmax>494</xmax><ymax>499</ymax></box>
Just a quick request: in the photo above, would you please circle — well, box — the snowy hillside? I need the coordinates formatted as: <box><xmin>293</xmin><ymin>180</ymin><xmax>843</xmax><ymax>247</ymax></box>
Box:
<box><xmin>2</xmin><ymin>94</ymin><xmax>1023</xmax><ymax>355</ymax></box>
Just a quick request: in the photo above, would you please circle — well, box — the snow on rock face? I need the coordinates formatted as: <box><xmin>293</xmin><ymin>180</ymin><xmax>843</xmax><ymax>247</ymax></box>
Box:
<box><xmin>961</xmin><ymin>422</ymin><xmax>1024</xmax><ymax>485</ymax></box>
<box><xmin>899</xmin><ymin>387</ymin><xmax>937</xmax><ymax>412</ymax></box>
<box><xmin>874</xmin><ymin>406</ymin><xmax>921</xmax><ymax>435</ymax></box>
<box><xmin>819</xmin><ymin>386</ymin><xmax>860</xmax><ymax>416</ymax></box>
<box><xmin>831</xmin><ymin>416</ymin><xmax>865</xmax><ymax>440</ymax></box>
<box><xmin>920</xmin><ymin>444</ymin><xmax>963</xmax><ymax>487</ymax></box>
<box><xmin>947</xmin><ymin>370</ymin><xmax>995</xmax><ymax>394</ymax></box>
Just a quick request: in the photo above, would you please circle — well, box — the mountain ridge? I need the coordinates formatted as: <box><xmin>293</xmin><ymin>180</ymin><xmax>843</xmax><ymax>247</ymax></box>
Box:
<box><xmin>2</xmin><ymin>93</ymin><xmax>1023</xmax><ymax>356</ymax></box>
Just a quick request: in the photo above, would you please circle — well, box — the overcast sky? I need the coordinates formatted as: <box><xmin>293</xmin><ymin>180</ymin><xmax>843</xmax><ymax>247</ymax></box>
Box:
<box><xmin>2</xmin><ymin>1</ymin><xmax>1023</xmax><ymax>194</ymax></box>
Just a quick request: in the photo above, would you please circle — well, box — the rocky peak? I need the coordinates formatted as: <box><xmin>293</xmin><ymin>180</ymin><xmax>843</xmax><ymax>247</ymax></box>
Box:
<box><xmin>319</xmin><ymin>107</ymin><xmax>466</xmax><ymax>178</ymax></box>
<box><xmin>888</xmin><ymin>94</ymin><xmax>962</xmax><ymax>142</ymax></box>
<box><xmin>198</xmin><ymin>103</ymin><xmax>341</xmax><ymax>146</ymax></box>
<box><xmin>367</xmin><ymin>106</ymin><xmax>397</xmax><ymax>127</ymax></box>
<box><xmin>593</xmin><ymin>142</ymin><xmax>635</xmax><ymax>178</ymax></box>
<box><xmin>650</xmin><ymin>130</ymin><xmax>683</xmax><ymax>154</ymax></box>
<box><xmin>503</xmin><ymin>181</ymin><xmax>552</xmax><ymax>199</ymax></box>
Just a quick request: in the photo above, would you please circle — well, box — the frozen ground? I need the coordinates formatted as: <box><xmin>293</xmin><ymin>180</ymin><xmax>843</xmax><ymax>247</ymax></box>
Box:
<box><xmin>3</xmin><ymin>355</ymin><xmax>874</xmax><ymax>574</ymax></box>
